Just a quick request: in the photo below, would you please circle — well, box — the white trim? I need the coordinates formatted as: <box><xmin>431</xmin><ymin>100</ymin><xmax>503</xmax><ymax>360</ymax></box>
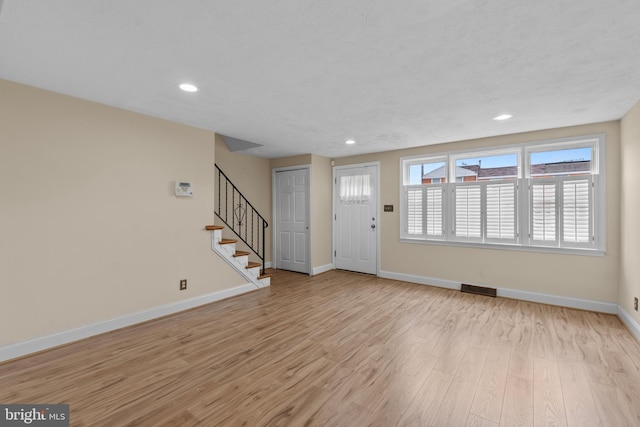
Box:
<box><xmin>333</xmin><ymin>161</ymin><xmax>381</xmax><ymax>276</ymax></box>
<box><xmin>312</xmin><ymin>264</ymin><xmax>334</xmax><ymax>275</ymax></box>
<box><xmin>497</xmin><ymin>288</ymin><xmax>617</xmax><ymax>314</ymax></box>
<box><xmin>0</xmin><ymin>283</ymin><xmax>257</xmax><ymax>363</ymax></box>
<box><xmin>399</xmin><ymin>237</ymin><xmax>605</xmax><ymax>257</ymax></box>
<box><xmin>3</xmin><ymin>273</ymin><xmax>636</xmax><ymax>364</ymax></box>
<box><xmin>271</xmin><ymin>164</ymin><xmax>312</xmax><ymax>274</ymax></box>
<box><xmin>379</xmin><ymin>270</ymin><xmax>617</xmax><ymax>313</ymax></box>
<box><xmin>400</xmin><ymin>133</ymin><xmax>605</xmax><ymax>167</ymax></box>
<box><xmin>618</xmin><ymin>306</ymin><xmax>640</xmax><ymax>342</ymax></box>
<box><xmin>379</xmin><ymin>270</ymin><xmax>460</xmax><ymax>290</ymax></box>
<box><xmin>308</xmin><ymin>164</ymin><xmax>313</xmax><ymax>276</ymax></box>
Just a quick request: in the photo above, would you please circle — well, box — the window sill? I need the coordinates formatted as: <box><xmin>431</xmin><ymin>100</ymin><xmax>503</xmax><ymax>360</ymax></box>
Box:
<box><xmin>399</xmin><ymin>237</ymin><xmax>606</xmax><ymax>257</ymax></box>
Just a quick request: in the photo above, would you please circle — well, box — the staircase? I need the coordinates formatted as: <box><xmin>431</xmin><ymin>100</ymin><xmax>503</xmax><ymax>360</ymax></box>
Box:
<box><xmin>209</xmin><ymin>164</ymin><xmax>270</xmax><ymax>288</ymax></box>
<box><xmin>205</xmin><ymin>225</ymin><xmax>271</xmax><ymax>288</ymax></box>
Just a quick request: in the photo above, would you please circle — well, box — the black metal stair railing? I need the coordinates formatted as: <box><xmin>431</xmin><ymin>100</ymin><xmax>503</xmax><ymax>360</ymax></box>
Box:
<box><xmin>214</xmin><ymin>164</ymin><xmax>269</xmax><ymax>275</ymax></box>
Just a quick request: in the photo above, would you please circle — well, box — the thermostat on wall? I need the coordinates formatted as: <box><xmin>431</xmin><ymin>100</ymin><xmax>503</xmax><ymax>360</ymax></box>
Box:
<box><xmin>175</xmin><ymin>181</ymin><xmax>193</xmax><ymax>197</ymax></box>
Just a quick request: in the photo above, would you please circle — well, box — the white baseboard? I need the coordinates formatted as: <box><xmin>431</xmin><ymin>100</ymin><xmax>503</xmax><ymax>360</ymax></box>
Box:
<box><xmin>379</xmin><ymin>270</ymin><xmax>617</xmax><ymax>313</ymax></box>
<box><xmin>5</xmin><ymin>271</ymin><xmax>636</xmax><ymax>364</ymax></box>
<box><xmin>618</xmin><ymin>306</ymin><xmax>640</xmax><ymax>342</ymax></box>
<box><xmin>312</xmin><ymin>264</ymin><xmax>334</xmax><ymax>275</ymax></box>
<box><xmin>497</xmin><ymin>288</ymin><xmax>617</xmax><ymax>314</ymax></box>
<box><xmin>264</xmin><ymin>261</ymin><xmax>272</xmax><ymax>269</ymax></box>
<box><xmin>379</xmin><ymin>270</ymin><xmax>460</xmax><ymax>290</ymax></box>
<box><xmin>0</xmin><ymin>283</ymin><xmax>256</xmax><ymax>363</ymax></box>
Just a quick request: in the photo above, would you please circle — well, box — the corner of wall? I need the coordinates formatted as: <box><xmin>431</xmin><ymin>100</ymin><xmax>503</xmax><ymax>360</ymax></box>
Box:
<box><xmin>620</xmin><ymin>99</ymin><xmax>640</xmax><ymax>327</ymax></box>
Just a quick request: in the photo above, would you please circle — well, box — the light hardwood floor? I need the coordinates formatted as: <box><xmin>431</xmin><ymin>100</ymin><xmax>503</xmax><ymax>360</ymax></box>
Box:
<box><xmin>1</xmin><ymin>270</ymin><xmax>639</xmax><ymax>426</ymax></box>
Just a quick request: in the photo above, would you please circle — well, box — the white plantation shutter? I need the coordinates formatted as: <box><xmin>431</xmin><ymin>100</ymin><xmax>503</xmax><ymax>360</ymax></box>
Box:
<box><xmin>406</xmin><ymin>187</ymin><xmax>423</xmax><ymax>235</ymax></box>
<box><xmin>562</xmin><ymin>177</ymin><xmax>592</xmax><ymax>246</ymax></box>
<box><xmin>425</xmin><ymin>185</ymin><xmax>443</xmax><ymax>236</ymax></box>
<box><xmin>531</xmin><ymin>181</ymin><xmax>557</xmax><ymax>244</ymax></box>
<box><xmin>529</xmin><ymin>177</ymin><xmax>595</xmax><ymax>248</ymax></box>
<box><xmin>455</xmin><ymin>184</ymin><xmax>482</xmax><ymax>240</ymax></box>
<box><xmin>401</xmin><ymin>137</ymin><xmax>603</xmax><ymax>251</ymax></box>
<box><xmin>405</xmin><ymin>185</ymin><xmax>444</xmax><ymax>237</ymax></box>
<box><xmin>486</xmin><ymin>181</ymin><xmax>516</xmax><ymax>242</ymax></box>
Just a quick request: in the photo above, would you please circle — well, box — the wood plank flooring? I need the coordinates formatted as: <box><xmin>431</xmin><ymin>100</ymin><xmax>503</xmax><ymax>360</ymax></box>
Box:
<box><xmin>1</xmin><ymin>269</ymin><xmax>639</xmax><ymax>426</ymax></box>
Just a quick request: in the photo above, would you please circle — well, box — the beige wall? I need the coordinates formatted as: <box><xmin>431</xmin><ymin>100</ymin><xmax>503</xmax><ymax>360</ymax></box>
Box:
<box><xmin>0</xmin><ymin>80</ymin><xmax>245</xmax><ymax>346</ymax></box>
<box><xmin>310</xmin><ymin>154</ymin><xmax>333</xmax><ymax>269</ymax></box>
<box><xmin>334</xmin><ymin>121</ymin><xmax>621</xmax><ymax>302</ymax></box>
<box><xmin>1</xmin><ymin>77</ymin><xmax>629</xmax><ymax>349</ymax></box>
<box><xmin>214</xmin><ymin>136</ymin><xmax>272</xmax><ymax>263</ymax></box>
<box><xmin>270</xmin><ymin>154</ymin><xmax>312</xmax><ymax>170</ymax></box>
<box><xmin>620</xmin><ymin>100</ymin><xmax>640</xmax><ymax>323</ymax></box>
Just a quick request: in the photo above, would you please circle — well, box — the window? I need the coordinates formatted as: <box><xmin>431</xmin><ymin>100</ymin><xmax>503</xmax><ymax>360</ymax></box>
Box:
<box><xmin>400</xmin><ymin>135</ymin><xmax>604</xmax><ymax>254</ymax></box>
<box><xmin>526</xmin><ymin>144</ymin><xmax>595</xmax><ymax>248</ymax></box>
<box><xmin>406</xmin><ymin>187</ymin><xmax>423</xmax><ymax>235</ymax></box>
<box><xmin>454</xmin><ymin>183</ymin><xmax>482</xmax><ymax>240</ymax></box>
<box><xmin>529</xmin><ymin>176</ymin><xmax>594</xmax><ymax>248</ymax></box>
<box><xmin>530</xmin><ymin>181</ymin><xmax>557</xmax><ymax>242</ymax></box>
<box><xmin>339</xmin><ymin>174</ymin><xmax>371</xmax><ymax>202</ymax></box>
<box><xmin>530</xmin><ymin>147</ymin><xmax>591</xmax><ymax>177</ymax></box>
<box><xmin>563</xmin><ymin>178</ymin><xmax>592</xmax><ymax>244</ymax></box>
<box><xmin>406</xmin><ymin>160</ymin><xmax>446</xmax><ymax>185</ymax></box>
<box><xmin>405</xmin><ymin>184</ymin><xmax>444</xmax><ymax>237</ymax></box>
<box><xmin>454</xmin><ymin>153</ymin><xmax>518</xmax><ymax>182</ymax></box>
<box><xmin>404</xmin><ymin>158</ymin><xmax>446</xmax><ymax>237</ymax></box>
<box><xmin>486</xmin><ymin>181</ymin><xmax>517</xmax><ymax>241</ymax></box>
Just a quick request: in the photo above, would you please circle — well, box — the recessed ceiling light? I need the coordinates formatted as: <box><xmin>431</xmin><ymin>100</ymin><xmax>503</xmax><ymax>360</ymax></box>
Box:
<box><xmin>345</xmin><ymin>139</ymin><xmax>356</xmax><ymax>145</ymax></box>
<box><xmin>179</xmin><ymin>83</ymin><xmax>198</xmax><ymax>92</ymax></box>
<box><xmin>493</xmin><ymin>114</ymin><xmax>513</xmax><ymax>121</ymax></box>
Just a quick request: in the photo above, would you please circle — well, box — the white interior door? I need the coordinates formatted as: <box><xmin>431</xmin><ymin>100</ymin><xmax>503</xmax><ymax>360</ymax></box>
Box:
<box><xmin>334</xmin><ymin>165</ymin><xmax>378</xmax><ymax>275</ymax></box>
<box><xmin>275</xmin><ymin>168</ymin><xmax>310</xmax><ymax>273</ymax></box>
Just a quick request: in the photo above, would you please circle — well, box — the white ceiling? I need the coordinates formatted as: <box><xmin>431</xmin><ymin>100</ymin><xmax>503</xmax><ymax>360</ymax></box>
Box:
<box><xmin>1</xmin><ymin>1</ymin><xmax>639</xmax><ymax>159</ymax></box>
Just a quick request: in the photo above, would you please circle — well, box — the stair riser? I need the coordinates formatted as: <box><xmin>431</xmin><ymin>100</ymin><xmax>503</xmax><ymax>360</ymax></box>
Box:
<box><xmin>219</xmin><ymin>244</ymin><xmax>236</xmax><ymax>255</ymax></box>
<box><xmin>233</xmin><ymin>256</ymin><xmax>249</xmax><ymax>267</ymax></box>
<box><xmin>245</xmin><ymin>267</ymin><xmax>260</xmax><ymax>277</ymax></box>
<box><xmin>209</xmin><ymin>228</ymin><xmax>270</xmax><ymax>288</ymax></box>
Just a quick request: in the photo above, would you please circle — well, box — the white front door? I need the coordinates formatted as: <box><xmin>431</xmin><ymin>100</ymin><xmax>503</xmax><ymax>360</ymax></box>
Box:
<box><xmin>334</xmin><ymin>165</ymin><xmax>378</xmax><ymax>275</ymax></box>
<box><xmin>275</xmin><ymin>168</ymin><xmax>310</xmax><ymax>273</ymax></box>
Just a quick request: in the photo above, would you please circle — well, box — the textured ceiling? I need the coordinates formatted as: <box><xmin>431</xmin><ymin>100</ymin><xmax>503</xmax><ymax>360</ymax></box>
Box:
<box><xmin>1</xmin><ymin>1</ymin><xmax>639</xmax><ymax>158</ymax></box>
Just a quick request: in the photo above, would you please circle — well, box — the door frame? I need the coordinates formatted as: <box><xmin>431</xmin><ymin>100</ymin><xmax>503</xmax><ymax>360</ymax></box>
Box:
<box><xmin>272</xmin><ymin>164</ymin><xmax>312</xmax><ymax>274</ymax></box>
<box><xmin>332</xmin><ymin>161</ymin><xmax>381</xmax><ymax>275</ymax></box>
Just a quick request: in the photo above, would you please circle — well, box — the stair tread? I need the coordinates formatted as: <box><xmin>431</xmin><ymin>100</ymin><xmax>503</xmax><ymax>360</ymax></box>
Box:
<box><xmin>205</xmin><ymin>225</ymin><xmax>224</xmax><ymax>230</ymax></box>
<box><xmin>246</xmin><ymin>262</ymin><xmax>261</xmax><ymax>269</ymax></box>
<box><xmin>258</xmin><ymin>274</ymin><xmax>271</xmax><ymax>280</ymax></box>
<box><xmin>233</xmin><ymin>251</ymin><xmax>250</xmax><ymax>257</ymax></box>
<box><xmin>219</xmin><ymin>239</ymin><xmax>237</xmax><ymax>245</ymax></box>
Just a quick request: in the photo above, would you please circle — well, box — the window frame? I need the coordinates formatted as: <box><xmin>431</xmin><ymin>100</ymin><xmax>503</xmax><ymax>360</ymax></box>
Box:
<box><xmin>399</xmin><ymin>134</ymin><xmax>606</xmax><ymax>256</ymax></box>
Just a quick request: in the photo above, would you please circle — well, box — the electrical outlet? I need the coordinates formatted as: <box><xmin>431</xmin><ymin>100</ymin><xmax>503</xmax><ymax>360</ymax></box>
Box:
<box><xmin>180</xmin><ymin>279</ymin><xmax>187</xmax><ymax>291</ymax></box>
<box><xmin>634</xmin><ymin>297</ymin><xmax>638</xmax><ymax>312</ymax></box>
